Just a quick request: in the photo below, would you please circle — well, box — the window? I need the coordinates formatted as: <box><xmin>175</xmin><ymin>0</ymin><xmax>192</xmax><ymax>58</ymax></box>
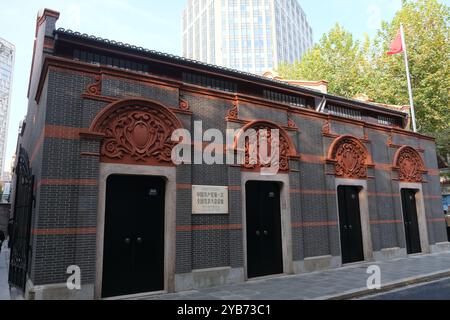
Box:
<box><xmin>182</xmin><ymin>72</ymin><xmax>237</xmax><ymax>93</ymax></box>
<box><xmin>326</xmin><ymin>105</ymin><xmax>362</xmax><ymax>120</ymax></box>
<box><xmin>378</xmin><ymin>115</ymin><xmax>399</xmax><ymax>127</ymax></box>
<box><xmin>263</xmin><ymin>90</ymin><xmax>306</xmax><ymax>108</ymax></box>
<box><xmin>73</xmin><ymin>49</ymin><xmax>149</xmax><ymax>73</ymax></box>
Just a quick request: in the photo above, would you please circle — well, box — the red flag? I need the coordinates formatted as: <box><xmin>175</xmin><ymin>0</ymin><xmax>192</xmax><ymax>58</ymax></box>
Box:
<box><xmin>387</xmin><ymin>29</ymin><xmax>404</xmax><ymax>55</ymax></box>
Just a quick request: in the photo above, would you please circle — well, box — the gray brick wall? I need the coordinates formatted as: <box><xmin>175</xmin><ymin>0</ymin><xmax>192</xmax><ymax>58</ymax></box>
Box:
<box><xmin>103</xmin><ymin>77</ymin><xmax>179</xmax><ymax>108</ymax></box>
<box><xmin>239</xmin><ymin>102</ymin><xmax>287</xmax><ymax>125</ymax></box>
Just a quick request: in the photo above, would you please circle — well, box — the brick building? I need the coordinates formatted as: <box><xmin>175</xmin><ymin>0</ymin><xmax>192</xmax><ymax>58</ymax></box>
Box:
<box><xmin>9</xmin><ymin>9</ymin><xmax>450</xmax><ymax>300</ymax></box>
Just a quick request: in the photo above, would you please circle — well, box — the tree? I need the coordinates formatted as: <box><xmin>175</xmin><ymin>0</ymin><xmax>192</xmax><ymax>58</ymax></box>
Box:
<box><xmin>368</xmin><ymin>0</ymin><xmax>450</xmax><ymax>157</ymax></box>
<box><xmin>278</xmin><ymin>0</ymin><xmax>450</xmax><ymax>157</ymax></box>
<box><xmin>278</xmin><ymin>24</ymin><xmax>372</xmax><ymax>98</ymax></box>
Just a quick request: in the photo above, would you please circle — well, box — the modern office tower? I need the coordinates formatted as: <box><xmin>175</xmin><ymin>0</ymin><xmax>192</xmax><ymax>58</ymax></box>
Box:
<box><xmin>0</xmin><ymin>38</ymin><xmax>15</xmax><ymax>181</ymax></box>
<box><xmin>182</xmin><ymin>0</ymin><xmax>313</xmax><ymax>74</ymax></box>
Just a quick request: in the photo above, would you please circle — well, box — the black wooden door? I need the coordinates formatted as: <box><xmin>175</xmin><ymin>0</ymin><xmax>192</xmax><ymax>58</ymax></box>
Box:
<box><xmin>102</xmin><ymin>175</ymin><xmax>165</xmax><ymax>298</ymax></box>
<box><xmin>246</xmin><ymin>181</ymin><xmax>283</xmax><ymax>278</ymax></box>
<box><xmin>401</xmin><ymin>189</ymin><xmax>422</xmax><ymax>254</ymax></box>
<box><xmin>338</xmin><ymin>186</ymin><xmax>364</xmax><ymax>264</ymax></box>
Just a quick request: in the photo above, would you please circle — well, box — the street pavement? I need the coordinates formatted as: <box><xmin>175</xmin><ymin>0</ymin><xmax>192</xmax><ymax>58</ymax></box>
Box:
<box><xmin>1</xmin><ymin>247</ymin><xmax>450</xmax><ymax>300</ymax></box>
<box><xmin>0</xmin><ymin>241</ymin><xmax>10</xmax><ymax>300</ymax></box>
<box><xmin>362</xmin><ymin>277</ymin><xmax>450</xmax><ymax>300</ymax></box>
<box><xmin>144</xmin><ymin>252</ymin><xmax>450</xmax><ymax>300</ymax></box>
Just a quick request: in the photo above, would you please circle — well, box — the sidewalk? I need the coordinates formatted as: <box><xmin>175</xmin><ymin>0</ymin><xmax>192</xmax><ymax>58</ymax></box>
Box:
<box><xmin>0</xmin><ymin>241</ymin><xmax>10</xmax><ymax>300</ymax></box>
<box><xmin>145</xmin><ymin>251</ymin><xmax>450</xmax><ymax>300</ymax></box>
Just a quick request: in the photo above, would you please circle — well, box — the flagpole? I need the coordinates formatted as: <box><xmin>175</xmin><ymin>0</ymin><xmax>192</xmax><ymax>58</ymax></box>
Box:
<box><xmin>400</xmin><ymin>24</ymin><xmax>417</xmax><ymax>133</ymax></box>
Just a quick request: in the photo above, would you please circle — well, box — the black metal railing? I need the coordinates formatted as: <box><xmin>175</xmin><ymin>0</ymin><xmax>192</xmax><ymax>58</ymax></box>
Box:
<box><xmin>8</xmin><ymin>147</ymin><xmax>34</xmax><ymax>291</ymax></box>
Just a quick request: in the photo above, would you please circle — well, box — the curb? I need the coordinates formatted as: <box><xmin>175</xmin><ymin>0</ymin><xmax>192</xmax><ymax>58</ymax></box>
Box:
<box><xmin>316</xmin><ymin>269</ymin><xmax>450</xmax><ymax>300</ymax></box>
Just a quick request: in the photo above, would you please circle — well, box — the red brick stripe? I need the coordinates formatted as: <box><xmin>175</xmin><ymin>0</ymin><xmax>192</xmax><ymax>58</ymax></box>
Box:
<box><xmin>374</xmin><ymin>163</ymin><xmax>393</xmax><ymax>171</ymax></box>
<box><xmin>428</xmin><ymin>218</ymin><xmax>446</xmax><ymax>223</ymax></box>
<box><xmin>368</xmin><ymin>192</ymin><xmax>400</xmax><ymax>197</ymax></box>
<box><xmin>45</xmin><ymin>125</ymin><xmax>83</xmax><ymax>140</ymax></box>
<box><xmin>370</xmin><ymin>220</ymin><xmax>402</xmax><ymax>225</ymax></box>
<box><xmin>300</xmin><ymin>154</ymin><xmax>325</xmax><ymax>164</ymax></box>
<box><xmin>32</xmin><ymin>227</ymin><xmax>96</xmax><ymax>235</ymax></box>
<box><xmin>228</xmin><ymin>186</ymin><xmax>241</xmax><ymax>191</ymax></box>
<box><xmin>292</xmin><ymin>221</ymin><xmax>338</xmax><ymax>228</ymax></box>
<box><xmin>424</xmin><ymin>195</ymin><xmax>443</xmax><ymax>200</ymax></box>
<box><xmin>39</xmin><ymin>179</ymin><xmax>98</xmax><ymax>186</ymax></box>
<box><xmin>428</xmin><ymin>169</ymin><xmax>440</xmax><ymax>176</ymax></box>
<box><xmin>176</xmin><ymin>184</ymin><xmax>192</xmax><ymax>190</ymax></box>
<box><xmin>176</xmin><ymin>224</ymin><xmax>242</xmax><ymax>232</ymax></box>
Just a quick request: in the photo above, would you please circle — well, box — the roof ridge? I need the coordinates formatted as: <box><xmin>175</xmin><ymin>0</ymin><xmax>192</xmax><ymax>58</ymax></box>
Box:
<box><xmin>54</xmin><ymin>28</ymin><xmax>408</xmax><ymax>117</ymax></box>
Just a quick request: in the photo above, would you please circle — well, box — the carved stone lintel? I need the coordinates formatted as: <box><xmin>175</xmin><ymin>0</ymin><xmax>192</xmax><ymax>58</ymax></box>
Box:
<box><xmin>395</xmin><ymin>146</ymin><xmax>425</xmax><ymax>183</ymax></box>
<box><xmin>86</xmin><ymin>75</ymin><xmax>102</xmax><ymax>95</ymax></box>
<box><xmin>234</xmin><ymin>121</ymin><xmax>296</xmax><ymax>172</ymax></box>
<box><xmin>95</xmin><ymin>104</ymin><xmax>180</xmax><ymax>165</ymax></box>
<box><xmin>329</xmin><ymin>136</ymin><xmax>368</xmax><ymax>179</ymax></box>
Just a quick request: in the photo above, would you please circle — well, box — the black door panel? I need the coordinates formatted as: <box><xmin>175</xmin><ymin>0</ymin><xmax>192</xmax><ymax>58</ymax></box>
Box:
<box><xmin>338</xmin><ymin>186</ymin><xmax>364</xmax><ymax>264</ymax></box>
<box><xmin>401</xmin><ymin>189</ymin><xmax>422</xmax><ymax>254</ymax></box>
<box><xmin>246</xmin><ymin>181</ymin><xmax>283</xmax><ymax>278</ymax></box>
<box><xmin>102</xmin><ymin>175</ymin><xmax>165</xmax><ymax>298</ymax></box>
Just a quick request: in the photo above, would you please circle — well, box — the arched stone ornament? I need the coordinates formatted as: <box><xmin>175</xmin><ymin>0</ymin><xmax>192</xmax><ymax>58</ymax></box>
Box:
<box><xmin>327</xmin><ymin>135</ymin><xmax>370</xmax><ymax>179</ymax></box>
<box><xmin>87</xmin><ymin>98</ymin><xmax>182</xmax><ymax>166</ymax></box>
<box><xmin>393</xmin><ymin>146</ymin><xmax>426</xmax><ymax>183</ymax></box>
<box><xmin>233</xmin><ymin>120</ymin><xmax>297</xmax><ymax>172</ymax></box>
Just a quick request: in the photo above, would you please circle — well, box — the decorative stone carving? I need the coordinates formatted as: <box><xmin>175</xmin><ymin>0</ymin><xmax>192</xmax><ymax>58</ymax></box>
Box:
<box><xmin>234</xmin><ymin>121</ymin><xmax>296</xmax><ymax>172</ymax></box>
<box><xmin>363</xmin><ymin>129</ymin><xmax>369</xmax><ymax>141</ymax></box>
<box><xmin>288</xmin><ymin>118</ymin><xmax>298</xmax><ymax>129</ymax></box>
<box><xmin>89</xmin><ymin>99</ymin><xmax>182</xmax><ymax>165</ymax></box>
<box><xmin>179</xmin><ymin>98</ymin><xmax>189</xmax><ymax>111</ymax></box>
<box><xmin>322</xmin><ymin>120</ymin><xmax>331</xmax><ymax>135</ymax></box>
<box><xmin>227</xmin><ymin>96</ymin><xmax>239</xmax><ymax>120</ymax></box>
<box><xmin>86</xmin><ymin>75</ymin><xmax>102</xmax><ymax>95</ymax></box>
<box><xmin>328</xmin><ymin>135</ymin><xmax>368</xmax><ymax>179</ymax></box>
<box><xmin>394</xmin><ymin>146</ymin><xmax>425</xmax><ymax>182</ymax></box>
<box><xmin>387</xmin><ymin>132</ymin><xmax>394</xmax><ymax>147</ymax></box>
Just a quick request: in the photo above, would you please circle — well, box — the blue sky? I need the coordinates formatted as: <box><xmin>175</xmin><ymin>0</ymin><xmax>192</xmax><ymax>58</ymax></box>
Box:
<box><xmin>0</xmin><ymin>0</ymin><xmax>448</xmax><ymax>172</ymax></box>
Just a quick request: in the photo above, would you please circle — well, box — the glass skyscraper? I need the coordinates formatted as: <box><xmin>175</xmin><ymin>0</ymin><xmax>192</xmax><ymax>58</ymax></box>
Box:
<box><xmin>182</xmin><ymin>0</ymin><xmax>313</xmax><ymax>74</ymax></box>
<box><xmin>0</xmin><ymin>38</ymin><xmax>15</xmax><ymax>181</ymax></box>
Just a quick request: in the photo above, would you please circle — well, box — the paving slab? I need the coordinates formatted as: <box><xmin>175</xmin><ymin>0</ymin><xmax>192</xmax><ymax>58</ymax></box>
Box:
<box><xmin>145</xmin><ymin>251</ymin><xmax>450</xmax><ymax>300</ymax></box>
<box><xmin>0</xmin><ymin>242</ymin><xmax>10</xmax><ymax>300</ymax></box>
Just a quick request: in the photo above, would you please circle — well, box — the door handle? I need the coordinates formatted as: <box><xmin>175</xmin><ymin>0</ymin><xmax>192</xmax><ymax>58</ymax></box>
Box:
<box><xmin>124</xmin><ymin>238</ymin><xmax>131</xmax><ymax>245</ymax></box>
<box><xmin>136</xmin><ymin>237</ymin><xmax>143</xmax><ymax>244</ymax></box>
<box><xmin>263</xmin><ymin>230</ymin><xmax>268</xmax><ymax>236</ymax></box>
<box><xmin>344</xmin><ymin>225</ymin><xmax>348</xmax><ymax>230</ymax></box>
<box><xmin>349</xmin><ymin>225</ymin><xmax>353</xmax><ymax>230</ymax></box>
<box><xmin>256</xmin><ymin>231</ymin><xmax>261</xmax><ymax>237</ymax></box>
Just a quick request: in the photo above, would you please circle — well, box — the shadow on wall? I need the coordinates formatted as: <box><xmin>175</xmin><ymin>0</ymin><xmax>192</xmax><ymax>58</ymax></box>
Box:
<box><xmin>0</xmin><ymin>204</ymin><xmax>11</xmax><ymax>237</ymax></box>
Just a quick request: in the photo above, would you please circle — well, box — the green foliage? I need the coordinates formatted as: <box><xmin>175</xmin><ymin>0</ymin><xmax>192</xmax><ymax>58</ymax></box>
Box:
<box><xmin>278</xmin><ymin>24</ymin><xmax>372</xmax><ymax>98</ymax></box>
<box><xmin>369</xmin><ymin>0</ymin><xmax>450</xmax><ymax>155</ymax></box>
<box><xmin>278</xmin><ymin>0</ymin><xmax>450</xmax><ymax>157</ymax></box>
